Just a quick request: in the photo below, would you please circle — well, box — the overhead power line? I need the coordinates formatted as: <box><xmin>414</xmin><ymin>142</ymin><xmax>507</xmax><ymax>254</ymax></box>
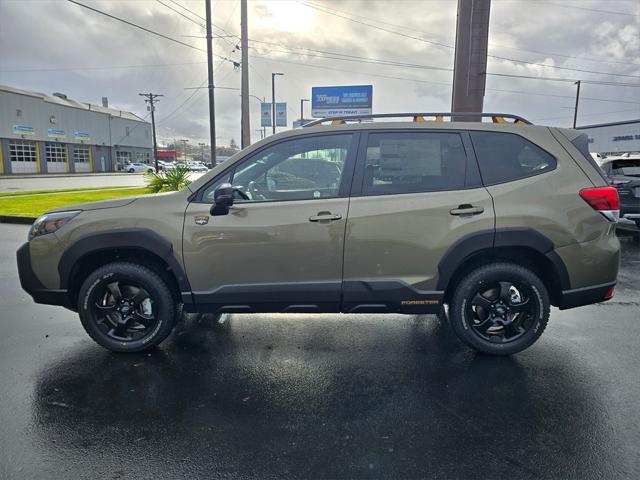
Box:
<box><xmin>301</xmin><ymin>0</ymin><xmax>639</xmax><ymax>67</ymax></box>
<box><xmin>156</xmin><ymin>0</ymin><xmax>205</xmax><ymax>28</ymax></box>
<box><xmin>166</xmin><ymin>0</ymin><xmax>205</xmax><ymax>21</ymax></box>
<box><xmin>67</xmin><ymin>0</ymin><xmax>205</xmax><ymax>52</ymax></box>
<box><xmin>299</xmin><ymin>1</ymin><xmax>640</xmax><ymax>79</ymax></box>
<box><xmin>534</xmin><ymin>2</ymin><xmax>640</xmax><ymax>17</ymax></box>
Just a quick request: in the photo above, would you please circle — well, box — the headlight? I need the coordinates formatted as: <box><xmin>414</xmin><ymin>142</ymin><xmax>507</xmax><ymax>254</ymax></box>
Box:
<box><xmin>28</xmin><ymin>211</ymin><xmax>81</xmax><ymax>241</ymax></box>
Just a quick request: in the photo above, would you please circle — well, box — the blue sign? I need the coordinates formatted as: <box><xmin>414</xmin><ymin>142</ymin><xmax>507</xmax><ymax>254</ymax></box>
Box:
<box><xmin>47</xmin><ymin>129</ymin><xmax>66</xmax><ymax>139</ymax></box>
<box><xmin>74</xmin><ymin>131</ymin><xmax>91</xmax><ymax>142</ymax></box>
<box><xmin>260</xmin><ymin>103</ymin><xmax>287</xmax><ymax>127</ymax></box>
<box><xmin>13</xmin><ymin>125</ymin><xmax>35</xmax><ymax>136</ymax></box>
<box><xmin>311</xmin><ymin>85</ymin><xmax>372</xmax><ymax>118</ymax></box>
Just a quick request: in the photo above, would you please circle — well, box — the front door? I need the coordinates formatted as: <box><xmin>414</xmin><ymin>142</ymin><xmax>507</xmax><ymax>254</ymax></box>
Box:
<box><xmin>183</xmin><ymin>132</ymin><xmax>358</xmax><ymax>313</ymax></box>
<box><xmin>342</xmin><ymin>130</ymin><xmax>495</xmax><ymax>313</ymax></box>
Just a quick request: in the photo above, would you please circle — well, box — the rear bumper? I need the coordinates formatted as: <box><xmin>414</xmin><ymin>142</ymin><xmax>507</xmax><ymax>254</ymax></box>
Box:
<box><xmin>558</xmin><ymin>281</ymin><xmax>616</xmax><ymax>310</ymax></box>
<box><xmin>16</xmin><ymin>243</ymin><xmax>73</xmax><ymax>310</ymax></box>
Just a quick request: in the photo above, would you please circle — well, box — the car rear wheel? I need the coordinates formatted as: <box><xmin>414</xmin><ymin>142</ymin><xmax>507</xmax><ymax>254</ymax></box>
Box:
<box><xmin>449</xmin><ymin>263</ymin><xmax>549</xmax><ymax>355</ymax></box>
<box><xmin>77</xmin><ymin>262</ymin><xmax>178</xmax><ymax>352</ymax></box>
<box><xmin>128</xmin><ymin>168</ymin><xmax>135</xmax><ymax>173</ymax></box>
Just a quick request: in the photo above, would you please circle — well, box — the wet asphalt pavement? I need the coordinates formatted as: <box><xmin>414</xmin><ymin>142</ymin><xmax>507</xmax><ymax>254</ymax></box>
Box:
<box><xmin>1</xmin><ymin>224</ymin><xmax>639</xmax><ymax>479</ymax></box>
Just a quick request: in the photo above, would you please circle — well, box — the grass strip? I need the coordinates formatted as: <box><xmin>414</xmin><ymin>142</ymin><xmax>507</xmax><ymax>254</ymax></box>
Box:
<box><xmin>0</xmin><ymin>186</ymin><xmax>139</xmax><ymax>198</ymax></box>
<box><xmin>0</xmin><ymin>188</ymin><xmax>149</xmax><ymax>217</ymax></box>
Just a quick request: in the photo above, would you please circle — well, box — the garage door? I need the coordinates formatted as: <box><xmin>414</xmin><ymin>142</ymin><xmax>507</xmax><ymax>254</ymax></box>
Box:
<box><xmin>9</xmin><ymin>140</ymin><xmax>38</xmax><ymax>174</ymax></box>
<box><xmin>46</xmin><ymin>143</ymin><xmax>68</xmax><ymax>173</ymax></box>
<box><xmin>73</xmin><ymin>145</ymin><xmax>91</xmax><ymax>173</ymax></box>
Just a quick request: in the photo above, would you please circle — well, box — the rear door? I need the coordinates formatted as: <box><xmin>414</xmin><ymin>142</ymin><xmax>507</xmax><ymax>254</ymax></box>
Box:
<box><xmin>342</xmin><ymin>129</ymin><xmax>495</xmax><ymax>313</ymax></box>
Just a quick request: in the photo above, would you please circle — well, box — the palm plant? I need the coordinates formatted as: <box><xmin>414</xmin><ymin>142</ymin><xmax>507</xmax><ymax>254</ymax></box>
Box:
<box><xmin>145</xmin><ymin>166</ymin><xmax>192</xmax><ymax>193</ymax></box>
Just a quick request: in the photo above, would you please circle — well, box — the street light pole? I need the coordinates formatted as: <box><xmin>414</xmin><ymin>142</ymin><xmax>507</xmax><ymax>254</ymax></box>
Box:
<box><xmin>205</xmin><ymin>0</ymin><xmax>217</xmax><ymax>165</ymax></box>
<box><xmin>180</xmin><ymin>139</ymin><xmax>189</xmax><ymax>164</ymax></box>
<box><xmin>271</xmin><ymin>72</ymin><xmax>283</xmax><ymax>135</ymax></box>
<box><xmin>300</xmin><ymin>98</ymin><xmax>309</xmax><ymax>124</ymax></box>
<box><xmin>240</xmin><ymin>0</ymin><xmax>250</xmax><ymax>148</ymax></box>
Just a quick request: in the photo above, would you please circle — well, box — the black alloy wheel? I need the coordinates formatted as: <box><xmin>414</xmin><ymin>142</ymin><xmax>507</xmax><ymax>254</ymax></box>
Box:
<box><xmin>93</xmin><ymin>281</ymin><xmax>158</xmax><ymax>342</ymax></box>
<box><xmin>449</xmin><ymin>263</ymin><xmax>550</xmax><ymax>355</ymax></box>
<box><xmin>467</xmin><ymin>281</ymin><xmax>537</xmax><ymax>343</ymax></box>
<box><xmin>78</xmin><ymin>262</ymin><xmax>177</xmax><ymax>352</ymax></box>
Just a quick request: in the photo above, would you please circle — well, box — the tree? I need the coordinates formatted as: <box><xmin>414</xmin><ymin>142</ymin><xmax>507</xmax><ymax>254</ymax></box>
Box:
<box><xmin>230</xmin><ymin>138</ymin><xmax>238</xmax><ymax>150</ymax></box>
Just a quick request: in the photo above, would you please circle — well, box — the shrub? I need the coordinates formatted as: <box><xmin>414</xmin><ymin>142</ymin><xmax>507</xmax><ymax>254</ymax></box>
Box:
<box><xmin>145</xmin><ymin>166</ymin><xmax>192</xmax><ymax>193</ymax></box>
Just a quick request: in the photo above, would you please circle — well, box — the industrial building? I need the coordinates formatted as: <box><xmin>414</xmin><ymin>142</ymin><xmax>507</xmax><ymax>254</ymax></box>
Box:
<box><xmin>577</xmin><ymin>119</ymin><xmax>640</xmax><ymax>156</ymax></box>
<box><xmin>0</xmin><ymin>85</ymin><xmax>152</xmax><ymax>175</ymax></box>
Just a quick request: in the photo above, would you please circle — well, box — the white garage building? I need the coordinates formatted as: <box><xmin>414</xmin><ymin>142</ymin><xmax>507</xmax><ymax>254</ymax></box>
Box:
<box><xmin>0</xmin><ymin>85</ymin><xmax>152</xmax><ymax>175</ymax></box>
<box><xmin>576</xmin><ymin>119</ymin><xmax>640</xmax><ymax>156</ymax></box>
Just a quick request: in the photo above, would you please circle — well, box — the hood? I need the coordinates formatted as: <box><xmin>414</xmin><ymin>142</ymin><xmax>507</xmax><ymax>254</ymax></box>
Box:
<box><xmin>49</xmin><ymin>196</ymin><xmax>139</xmax><ymax>213</ymax></box>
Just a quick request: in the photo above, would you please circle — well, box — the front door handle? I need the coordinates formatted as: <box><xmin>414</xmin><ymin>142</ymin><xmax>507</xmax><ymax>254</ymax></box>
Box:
<box><xmin>309</xmin><ymin>211</ymin><xmax>343</xmax><ymax>222</ymax></box>
<box><xmin>450</xmin><ymin>204</ymin><xmax>484</xmax><ymax>216</ymax></box>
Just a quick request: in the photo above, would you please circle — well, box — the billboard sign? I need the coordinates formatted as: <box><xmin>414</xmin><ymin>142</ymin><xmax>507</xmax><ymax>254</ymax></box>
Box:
<box><xmin>260</xmin><ymin>103</ymin><xmax>287</xmax><ymax>127</ymax></box>
<box><xmin>311</xmin><ymin>85</ymin><xmax>372</xmax><ymax>118</ymax></box>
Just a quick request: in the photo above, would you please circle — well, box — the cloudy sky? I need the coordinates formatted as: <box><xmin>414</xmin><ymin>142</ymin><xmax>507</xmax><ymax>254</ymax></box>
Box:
<box><xmin>1</xmin><ymin>0</ymin><xmax>638</xmax><ymax>146</ymax></box>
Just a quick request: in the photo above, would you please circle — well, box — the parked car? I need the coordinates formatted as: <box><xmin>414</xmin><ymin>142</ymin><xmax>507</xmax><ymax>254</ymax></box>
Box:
<box><xmin>126</xmin><ymin>163</ymin><xmax>155</xmax><ymax>173</ymax></box>
<box><xmin>17</xmin><ymin>113</ymin><xmax>620</xmax><ymax>355</ymax></box>
<box><xmin>188</xmin><ymin>162</ymin><xmax>209</xmax><ymax>172</ymax></box>
<box><xmin>600</xmin><ymin>157</ymin><xmax>640</xmax><ymax>228</ymax></box>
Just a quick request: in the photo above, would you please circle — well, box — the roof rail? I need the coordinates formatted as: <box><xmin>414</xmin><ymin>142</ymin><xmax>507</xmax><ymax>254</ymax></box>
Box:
<box><xmin>302</xmin><ymin>112</ymin><xmax>532</xmax><ymax>127</ymax></box>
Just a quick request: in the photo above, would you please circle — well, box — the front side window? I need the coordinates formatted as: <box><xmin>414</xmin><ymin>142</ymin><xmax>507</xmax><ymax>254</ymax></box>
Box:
<box><xmin>202</xmin><ymin>134</ymin><xmax>352</xmax><ymax>203</ymax></box>
<box><xmin>362</xmin><ymin>132</ymin><xmax>468</xmax><ymax>195</ymax></box>
<box><xmin>471</xmin><ymin>131</ymin><xmax>556</xmax><ymax>185</ymax></box>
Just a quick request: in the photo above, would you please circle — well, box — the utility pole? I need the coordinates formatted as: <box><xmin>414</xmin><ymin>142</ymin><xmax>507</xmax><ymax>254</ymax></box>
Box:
<box><xmin>573</xmin><ymin>80</ymin><xmax>581</xmax><ymax>128</ymax></box>
<box><xmin>451</xmin><ymin>0</ymin><xmax>491</xmax><ymax>121</ymax></box>
<box><xmin>300</xmin><ymin>98</ymin><xmax>309</xmax><ymax>124</ymax></box>
<box><xmin>138</xmin><ymin>92</ymin><xmax>163</xmax><ymax>171</ymax></box>
<box><xmin>271</xmin><ymin>73</ymin><xmax>284</xmax><ymax>135</ymax></box>
<box><xmin>180</xmin><ymin>139</ymin><xmax>189</xmax><ymax>164</ymax></box>
<box><xmin>205</xmin><ymin>0</ymin><xmax>217</xmax><ymax>165</ymax></box>
<box><xmin>240</xmin><ymin>0</ymin><xmax>250</xmax><ymax>148</ymax></box>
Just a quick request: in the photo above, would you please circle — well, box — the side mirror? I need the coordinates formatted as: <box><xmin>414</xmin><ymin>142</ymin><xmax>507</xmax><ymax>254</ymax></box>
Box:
<box><xmin>210</xmin><ymin>183</ymin><xmax>234</xmax><ymax>216</ymax></box>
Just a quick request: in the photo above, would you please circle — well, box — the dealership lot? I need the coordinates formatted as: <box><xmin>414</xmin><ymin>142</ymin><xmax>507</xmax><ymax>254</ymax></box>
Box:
<box><xmin>1</xmin><ymin>223</ymin><xmax>639</xmax><ymax>479</ymax></box>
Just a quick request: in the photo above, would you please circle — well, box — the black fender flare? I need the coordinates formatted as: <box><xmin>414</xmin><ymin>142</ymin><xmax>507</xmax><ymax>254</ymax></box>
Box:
<box><xmin>436</xmin><ymin>227</ymin><xmax>571</xmax><ymax>291</ymax></box>
<box><xmin>58</xmin><ymin>228</ymin><xmax>191</xmax><ymax>292</ymax></box>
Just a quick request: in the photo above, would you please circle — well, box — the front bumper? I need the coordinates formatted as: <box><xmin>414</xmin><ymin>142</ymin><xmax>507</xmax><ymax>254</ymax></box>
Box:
<box><xmin>16</xmin><ymin>243</ymin><xmax>73</xmax><ymax>309</ymax></box>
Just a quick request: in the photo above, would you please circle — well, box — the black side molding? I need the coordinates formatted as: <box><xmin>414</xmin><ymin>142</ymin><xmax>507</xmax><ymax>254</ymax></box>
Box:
<box><xmin>342</xmin><ymin>280</ymin><xmax>443</xmax><ymax>314</ymax></box>
<box><xmin>58</xmin><ymin>228</ymin><xmax>192</xmax><ymax>292</ymax></box>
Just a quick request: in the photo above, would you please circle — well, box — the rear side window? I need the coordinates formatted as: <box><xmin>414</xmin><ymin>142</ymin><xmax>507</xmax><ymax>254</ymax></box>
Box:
<box><xmin>362</xmin><ymin>132</ymin><xmax>469</xmax><ymax>195</ymax></box>
<box><xmin>470</xmin><ymin>131</ymin><xmax>556</xmax><ymax>185</ymax></box>
<box><xmin>570</xmin><ymin>133</ymin><xmax>607</xmax><ymax>180</ymax></box>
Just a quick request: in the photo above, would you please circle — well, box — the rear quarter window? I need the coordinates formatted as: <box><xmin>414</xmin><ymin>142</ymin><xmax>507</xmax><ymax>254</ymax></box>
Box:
<box><xmin>470</xmin><ymin>131</ymin><xmax>557</xmax><ymax>185</ymax></box>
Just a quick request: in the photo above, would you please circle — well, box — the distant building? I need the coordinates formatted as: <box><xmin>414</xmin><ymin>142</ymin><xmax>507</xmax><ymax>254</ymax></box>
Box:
<box><xmin>0</xmin><ymin>85</ymin><xmax>152</xmax><ymax>175</ymax></box>
<box><xmin>577</xmin><ymin>119</ymin><xmax>640</xmax><ymax>156</ymax></box>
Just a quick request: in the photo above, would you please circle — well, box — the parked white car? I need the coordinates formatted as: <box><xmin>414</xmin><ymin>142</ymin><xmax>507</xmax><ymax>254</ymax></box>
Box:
<box><xmin>126</xmin><ymin>163</ymin><xmax>155</xmax><ymax>173</ymax></box>
<box><xmin>187</xmin><ymin>162</ymin><xmax>209</xmax><ymax>172</ymax></box>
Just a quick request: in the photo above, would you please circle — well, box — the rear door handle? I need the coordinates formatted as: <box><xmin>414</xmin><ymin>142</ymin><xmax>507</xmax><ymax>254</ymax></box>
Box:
<box><xmin>450</xmin><ymin>204</ymin><xmax>484</xmax><ymax>216</ymax></box>
<box><xmin>309</xmin><ymin>211</ymin><xmax>343</xmax><ymax>222</ymax></box>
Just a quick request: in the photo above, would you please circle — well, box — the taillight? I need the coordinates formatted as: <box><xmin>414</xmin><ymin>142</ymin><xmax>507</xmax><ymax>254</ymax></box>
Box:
<box><xmin>579</xmin><ymin>186</ymin><xmax>620</xmax><ymax>222</ymax></box>
<box><xmin>604</xmin><ymin>286</ymin><xmax>615</xmax><ymax>300</ymax></box>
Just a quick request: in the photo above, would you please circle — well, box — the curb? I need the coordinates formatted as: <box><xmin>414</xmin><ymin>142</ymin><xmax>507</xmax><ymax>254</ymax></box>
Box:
<box><xmin>0</xmin><ymin>215</ymin><xmax>36</xmax><ymax>225</ymax></box>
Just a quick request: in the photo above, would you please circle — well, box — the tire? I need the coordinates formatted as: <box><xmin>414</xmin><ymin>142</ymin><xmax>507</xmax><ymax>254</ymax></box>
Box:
<box><xmin>77</xmin><ymin>262</ymin><xmax>177</xmax><ymax>352</ymax></box>
<box><xmin>128</xmin><ymin>168</ymin><xmax>135</xmax><ymax>173</ymax></box>
<box><xmin>147</xmin><ymin>169</ymin><xmax>154</xmax><ymax>173</ymax></box>
<box><xmin>449</xmin><ymin>263</ymin><xmax>550</xmax><ymax>355</ymax></box>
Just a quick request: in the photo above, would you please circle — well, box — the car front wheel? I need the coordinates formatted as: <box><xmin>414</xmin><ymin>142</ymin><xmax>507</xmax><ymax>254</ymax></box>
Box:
<box><xmin>77</xmin><ymin>262</ymin><xmax>178</xmax><ymax>352</ymax></box>
<box><xmin>449</xmin><ymin>263</ymin><xmax>550</xmax><ymax>355</ymax></box>
<box><xmin>128</xmin><ymin>168</ymin><xmax>135</xmax><ymax>173</ymax></box>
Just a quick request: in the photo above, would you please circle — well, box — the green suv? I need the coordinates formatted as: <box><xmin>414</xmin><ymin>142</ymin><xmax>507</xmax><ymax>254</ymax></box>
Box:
<box><xmin>17</xmin><ymin>113</ymin><xmax>620</xmax><ymax>355</ymax></box>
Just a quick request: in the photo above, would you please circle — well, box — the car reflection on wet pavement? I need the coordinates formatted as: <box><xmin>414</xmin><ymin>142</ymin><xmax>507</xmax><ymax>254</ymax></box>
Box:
<box><xmin>1</xmin><ymin>225</ymin><xmax>639</xmax><ymax>479</ymax></box>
